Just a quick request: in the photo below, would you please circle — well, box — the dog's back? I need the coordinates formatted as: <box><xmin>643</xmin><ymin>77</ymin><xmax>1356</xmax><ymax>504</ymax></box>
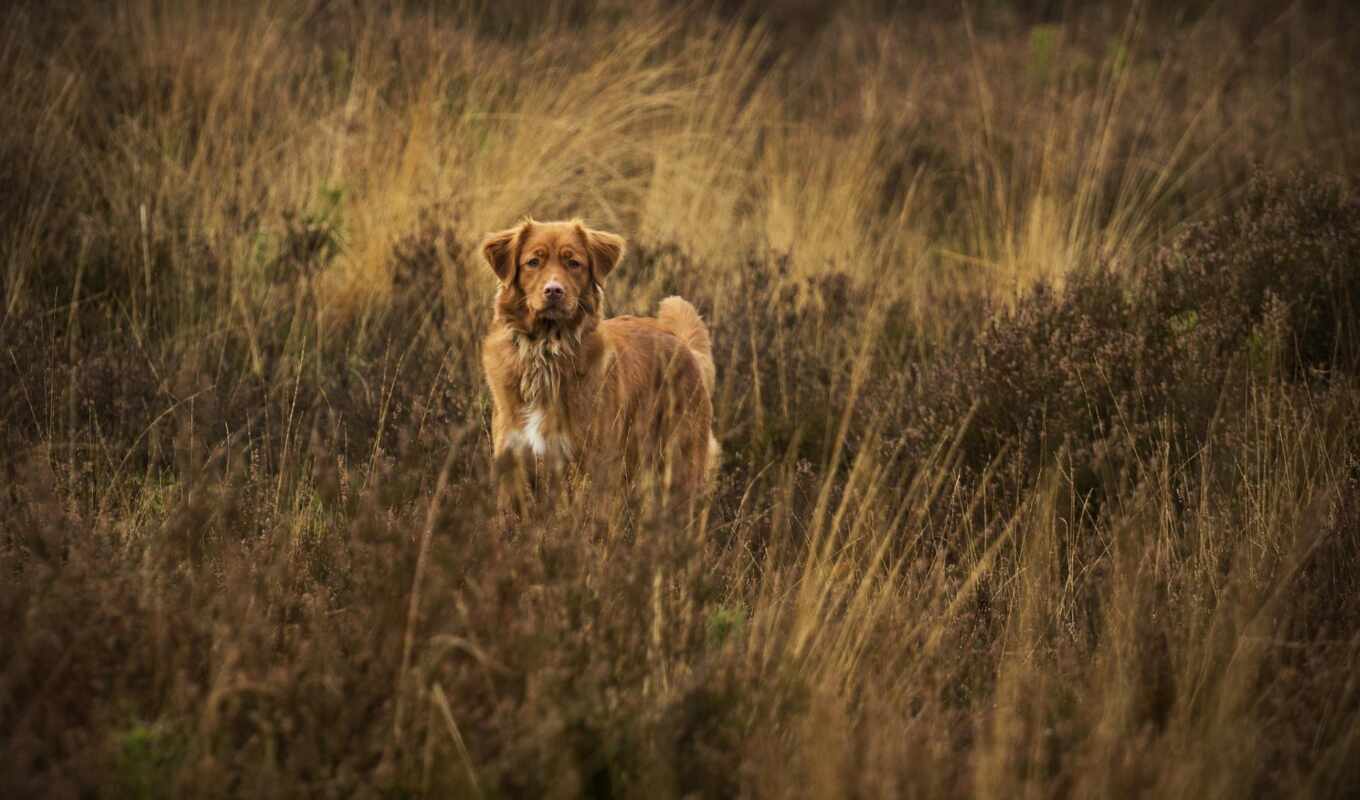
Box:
<box><xmin>654</xmin><ymin>296</ymin><xmax>720</xmax><ymax>477</ymax></box>
<box><xmin>594</xmin><ymin>297</ymin><xmax>719</xmax><ymax>492</ymax></box>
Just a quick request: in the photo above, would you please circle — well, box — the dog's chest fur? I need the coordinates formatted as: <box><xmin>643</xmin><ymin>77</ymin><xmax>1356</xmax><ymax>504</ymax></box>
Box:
<box><xmin>500</xmin><ymin>328</ymin><xmax>588</xmax><ymax>462</ymax></box>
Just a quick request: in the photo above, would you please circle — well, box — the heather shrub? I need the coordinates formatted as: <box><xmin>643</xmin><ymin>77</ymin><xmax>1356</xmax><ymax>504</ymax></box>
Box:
<box><xmin>910</xmin><ymin>265</ymin><xmax>1178</xmax><ymax>500</ymax></box>
<box><xmin>902</xmin><ymin>170</ymin><xmax>1360</xmax><ymax>526</ymax></box>
<box><xmin>1148</xmin><ymin>170</ymin><xmax>1360</xmax><ymax>378</ymax></box>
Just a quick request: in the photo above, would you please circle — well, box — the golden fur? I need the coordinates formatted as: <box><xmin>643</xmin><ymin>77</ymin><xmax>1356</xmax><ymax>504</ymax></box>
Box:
<box><xmin>480</xmin><ymin>218</ymin><xmax>718</xmax><ymax>515</ymax></box>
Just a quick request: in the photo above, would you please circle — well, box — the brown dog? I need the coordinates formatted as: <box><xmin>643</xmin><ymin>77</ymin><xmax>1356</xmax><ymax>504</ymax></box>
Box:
<box><xmin>480</xmin><ymin>218</ymin><xmax>718</xmax><ymax>516</ymax></box>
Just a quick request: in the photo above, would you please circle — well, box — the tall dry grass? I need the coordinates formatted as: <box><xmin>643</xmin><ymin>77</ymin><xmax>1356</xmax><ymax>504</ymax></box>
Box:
<box><xmin>3</xmin><ymin>1</ymin><xmax>1360</xmax><ymax>797</ymax></box>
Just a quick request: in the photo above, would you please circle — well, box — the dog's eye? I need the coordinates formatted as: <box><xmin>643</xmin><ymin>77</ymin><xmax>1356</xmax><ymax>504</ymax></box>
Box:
<box><xmin>567</xmin><ymin>259</ymin><xmax>582</xmax><ymax>269</ymax></box>
<box><xmin>524</xmin><ymin>257</ymin><xmax>541</xmax><ymax>269</ymax></box>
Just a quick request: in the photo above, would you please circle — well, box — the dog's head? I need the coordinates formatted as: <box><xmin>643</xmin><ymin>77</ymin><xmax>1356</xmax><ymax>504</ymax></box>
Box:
<box><xmin>482</xmin><ymin>218</ymin><xmax>625</xmax><ymax>333</ymax></box>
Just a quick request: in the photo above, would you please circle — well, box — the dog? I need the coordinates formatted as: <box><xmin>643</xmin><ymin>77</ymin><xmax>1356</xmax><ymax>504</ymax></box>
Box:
<box><xmin>480</xmin><ymin>218</ymin><xmax>719</xmax><ymax>517</ymax></box>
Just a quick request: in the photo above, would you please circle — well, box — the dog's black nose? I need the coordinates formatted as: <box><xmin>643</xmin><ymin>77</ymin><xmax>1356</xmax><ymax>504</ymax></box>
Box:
<box><xmin>544</xmin><ymin>282</ymin><xmax>565</xmax><ymax>299</ymax></box>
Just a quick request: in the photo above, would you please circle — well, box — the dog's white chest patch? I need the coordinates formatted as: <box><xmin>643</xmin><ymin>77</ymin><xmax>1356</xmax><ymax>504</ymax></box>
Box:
<box><xmin>520</xmin><ymin>407</ymin><xmax>547</xmax><ymax>456</ymax></box>
<box><xmin>506</xmin><ymin>406</ymin><xmax>571</xmax><ymax>459</ymax></box>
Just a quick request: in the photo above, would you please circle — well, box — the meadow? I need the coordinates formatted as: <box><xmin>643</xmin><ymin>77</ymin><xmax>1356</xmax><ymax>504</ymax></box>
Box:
<box><xmin>3</xmin><ymin>1</ymin><xmax>1360</xmax><ymax>796</ymax></box>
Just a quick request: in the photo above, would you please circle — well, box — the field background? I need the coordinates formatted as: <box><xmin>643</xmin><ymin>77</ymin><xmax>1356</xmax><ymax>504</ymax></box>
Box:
<box><xmin>4</xmin><ymin>0</ymin><xmax>1360</xmax><ymax>797</ymax></box>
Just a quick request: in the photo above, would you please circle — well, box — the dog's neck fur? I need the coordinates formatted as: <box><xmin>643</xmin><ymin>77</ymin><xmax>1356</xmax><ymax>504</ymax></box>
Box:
<box><xmin>510</xmin><ymin>323</ymin><xmax>584</xmax><ymax>406</ymax></box>
<box><xmin>494</xmin><ymin>284</ymin><xmax>604</xmax><ymax>407</ymax></box>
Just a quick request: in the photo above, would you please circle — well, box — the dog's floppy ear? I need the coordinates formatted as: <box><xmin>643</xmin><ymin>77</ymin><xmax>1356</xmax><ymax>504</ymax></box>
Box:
<box><xmin>481</xmin><ymin>221</ymin><xmax>529</xmax><ymax>283</ymax></box>
<box><xmin>579</xmin><ymin>223</ymin><xmax>626</xmax><ymax>282</ymax></box>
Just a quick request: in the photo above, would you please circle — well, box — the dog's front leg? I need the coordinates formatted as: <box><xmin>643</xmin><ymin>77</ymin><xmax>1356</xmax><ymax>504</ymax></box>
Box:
<box><xmin>494</xmin><ymin>445</ymin><xmax>534</xmax><ymax>524</ymax></box>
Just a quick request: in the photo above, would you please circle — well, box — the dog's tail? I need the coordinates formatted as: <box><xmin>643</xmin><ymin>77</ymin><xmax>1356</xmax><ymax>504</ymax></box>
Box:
<box><xmin>657</xmin><ymin>296</ymin><xmax>715</xmax><ymax>397</ymax></box>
